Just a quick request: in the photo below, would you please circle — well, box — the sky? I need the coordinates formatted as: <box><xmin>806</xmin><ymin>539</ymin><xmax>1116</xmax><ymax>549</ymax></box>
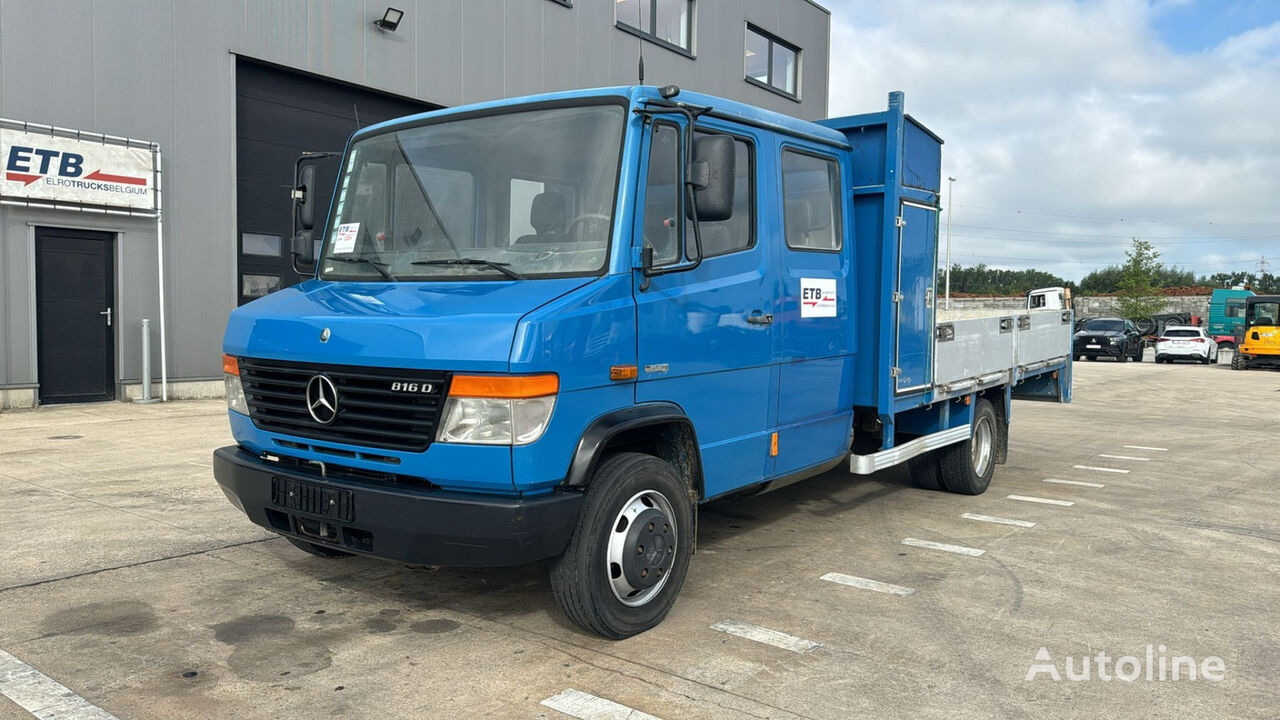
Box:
<box><xmin>823</xmin><ymin>0</ymin><xmax>1280</xmax><ymax>283</ymax></box>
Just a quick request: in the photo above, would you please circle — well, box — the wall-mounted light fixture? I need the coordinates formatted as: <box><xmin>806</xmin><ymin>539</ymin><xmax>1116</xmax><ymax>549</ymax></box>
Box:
<box><xmin>374</xmin><ymin>7</ymin><xmax>404</xmax><ymax>32</ymax></box>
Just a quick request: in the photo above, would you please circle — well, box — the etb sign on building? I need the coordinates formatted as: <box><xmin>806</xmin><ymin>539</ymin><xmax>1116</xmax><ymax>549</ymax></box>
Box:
<box><xmin>1</xmin><ymin>121</ymin><xmax>158</xmax><ymax>214</ymax></box>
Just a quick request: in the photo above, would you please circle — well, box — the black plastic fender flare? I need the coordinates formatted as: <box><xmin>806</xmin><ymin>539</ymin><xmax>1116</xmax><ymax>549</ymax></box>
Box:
<box><xmin>564</xmin><ymin>403</ymin><xmax>703</xmax><ymax>491</ymax></box>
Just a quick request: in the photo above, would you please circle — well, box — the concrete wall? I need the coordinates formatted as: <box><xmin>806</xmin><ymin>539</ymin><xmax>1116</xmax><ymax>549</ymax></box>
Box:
<box><xmin>947</xmin><ymin>295</ymin><xmax>1212</xmax><ymax>318</ymax></box>
<box><xmin>0</xmin><ymin>0</ymin><xmax>831</xmax><ymax>400</ymax></box>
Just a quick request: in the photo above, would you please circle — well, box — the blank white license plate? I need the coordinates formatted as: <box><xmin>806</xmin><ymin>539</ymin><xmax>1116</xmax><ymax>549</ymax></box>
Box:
<box><xmin>1173</xmin><ymin>341</ymin><xmax>1189</xmax><ymax>345</ymax></box>
<box><xmin>1086</xmin><ymin>344</ymin><xmax>1101</xmax><ymax>349</ymax></box>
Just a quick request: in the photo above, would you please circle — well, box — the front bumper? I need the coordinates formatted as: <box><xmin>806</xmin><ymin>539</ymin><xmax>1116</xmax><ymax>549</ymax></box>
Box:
<box><xmin>1074</xmin><ymin>341</ymin><xmax>1123</xmax><ymax>358</ymax></box>
<box><xmin>213</xmin><ymin>446</ymin><xmax>582</xmax><ymax>567</ymax></box>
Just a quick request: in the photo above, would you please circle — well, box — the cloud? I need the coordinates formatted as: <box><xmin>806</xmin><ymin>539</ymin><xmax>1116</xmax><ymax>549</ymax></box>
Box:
<box><xmin>824</xmin><ymin>0</ymin><xmax>1280</xmax><ymax>280</ymax></box>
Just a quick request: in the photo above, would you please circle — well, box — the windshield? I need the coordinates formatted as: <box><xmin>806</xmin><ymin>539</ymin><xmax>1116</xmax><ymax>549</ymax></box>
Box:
<box><xmin>319</xmin><ymin>102</ymin><xmax>626</xmax><ymax>281</ymax></box>
<box><xmin>1165</xmin><ymin>329</ymin><xmax>1200</xmax><ymax>338</ymax></box>
<box><xmin>1082</xmin><ymin>319</ymin><xmax>1123</xmax><ymax>332</ymax></box>
<box><xmin>1247</xmin><ymin>301</ymin><xmax>1279</xmax><ymax>327</ymax></box>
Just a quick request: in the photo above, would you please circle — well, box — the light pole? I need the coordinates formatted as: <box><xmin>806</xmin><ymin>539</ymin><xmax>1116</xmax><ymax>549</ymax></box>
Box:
<box><xmin>945</xmin><ymin>176</ymin><xmax>956</xmax><ymax>310</ymax></box>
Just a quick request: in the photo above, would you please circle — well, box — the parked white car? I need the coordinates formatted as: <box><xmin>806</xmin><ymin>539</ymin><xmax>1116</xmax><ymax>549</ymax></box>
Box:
<box><xmin>1154</xmin><ymin>326</ymin><xmax>1219</xmax><ymax>364</ymax></box>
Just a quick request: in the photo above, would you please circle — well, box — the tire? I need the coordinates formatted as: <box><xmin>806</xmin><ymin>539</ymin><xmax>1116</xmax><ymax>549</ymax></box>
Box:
<box><xmin>938</xmin><ymin>399</ymin><xmax>998</xmax><ymax>496</ymax></box>
<box><xmin>1117</xmin><ymin>350</ymin><xmax>1127</xmax><ymax>363</ymax></box>
<box><xmin>286</xmin><ymin>537</ymin><xmax>354</xmax><ymax>558</ymax></box>
<box><xmin>1134</xmin><ymin>345</ymin><xmax>1144</xmax><ymax>362</ymax></box>
<box><xmin>550</xmin><ymin>452</ymin><xmax>694</xmax><ymax>639</ymax></box>
<box><xmin>1232</xmin><ymin>353</ymin><xmax>1248</xmax><ymax>371</ymax></box>
<box><xmin>908</xmin><ymin>453</ymin><xmax>944</xmax><ymax>491</ymax></box>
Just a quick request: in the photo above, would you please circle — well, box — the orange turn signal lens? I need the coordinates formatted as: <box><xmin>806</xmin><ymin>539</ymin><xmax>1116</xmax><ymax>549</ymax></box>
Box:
<box><xmin>610</xmin><ymin>365</ymin><xmax>638</xmax><ymax>381</ymax></box>
<box><xmin>449</xmin><ymin>374</ymin><xmax>558</xmax><ymax>399</ymax></box>
<box><xmin>222</xmin><ymin>354</ymin><xmax>240</xmax><ymax>376</ymax></box>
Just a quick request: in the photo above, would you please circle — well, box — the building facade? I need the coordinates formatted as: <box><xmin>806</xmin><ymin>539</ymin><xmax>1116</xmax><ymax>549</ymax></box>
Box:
<box><xmin>0</xmin><ymin>0</ymin><xmax>830</xmax><ymax>408</ymax></box>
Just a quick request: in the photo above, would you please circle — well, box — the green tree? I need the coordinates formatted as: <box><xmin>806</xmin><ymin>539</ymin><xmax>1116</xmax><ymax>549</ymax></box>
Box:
<box><xmin>1114</xmin><ymin>238</ymin><xmax>1167</xmax><ymax>319</ymax></box>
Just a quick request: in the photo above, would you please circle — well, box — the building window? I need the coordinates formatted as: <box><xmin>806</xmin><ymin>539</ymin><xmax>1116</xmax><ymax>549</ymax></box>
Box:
<box><xmin>617</xmin><ymin>0</ymin><xmax>694</xmax><ymax>56</ymax></box>
<box><xmin>745</xmin><ymin>24</ymin><xmax>799</xmax><ymax>99</ymax></box>
<box><xmin>546</xmin><ymin>0</ymin><xmax>571</xmax><ymax>7</ymax></box>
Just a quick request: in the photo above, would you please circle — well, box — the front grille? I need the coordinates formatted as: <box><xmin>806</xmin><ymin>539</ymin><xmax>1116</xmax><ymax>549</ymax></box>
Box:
<box><xmin>239</xmin><ymin>358</ymin><xmax>449</xmax><ymax>452</ymax></box>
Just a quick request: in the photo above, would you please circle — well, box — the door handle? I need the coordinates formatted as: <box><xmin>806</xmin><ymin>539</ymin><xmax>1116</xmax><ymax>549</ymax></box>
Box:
<box><xmin>99</xmin><ymin>308</ymin><xmax>112</xmax><ymax>327</ymax></box>
<box><xmin>746</xmin><ymin>311</ymin><xmax>773</xmax><ymax>326</ymax></box>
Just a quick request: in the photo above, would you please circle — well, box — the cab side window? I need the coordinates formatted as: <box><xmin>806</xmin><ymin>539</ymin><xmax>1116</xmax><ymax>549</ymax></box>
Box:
<box><xmin>642</xmin><ymin>123</ymin><xmax>682</xmax><ymax>265</ymax></box>
<box><xmin>782</xmin><ymin>149</ymin><xmax>841</xmax><ymax>252</ymax></box>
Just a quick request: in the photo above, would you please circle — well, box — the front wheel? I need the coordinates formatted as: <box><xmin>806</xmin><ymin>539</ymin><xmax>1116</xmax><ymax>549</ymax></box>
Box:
<box><xmin>938</xmin><ymin>398</ymin><xmax>998</xmax><ymax>495</ymax></box>
<box><xmin>1232</xmin><ymin>353</ymin><xmax>1248</xmax><ymax>371</ymax></box>
<box><xmin>550</xmin><ymin>452</ymin><xmax>694</xmax><ymax>639</ymax></box>
<box><xmin>1134</xmin><ymin>345</ymin><xmax>1144</xmax><ymax>362</ymax></box>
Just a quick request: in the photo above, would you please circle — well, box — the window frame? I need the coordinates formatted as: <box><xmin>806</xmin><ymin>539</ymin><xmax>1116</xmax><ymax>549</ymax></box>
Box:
<box><xmin>744</xmin><ymin>23</ymin><xmax>801</xmax><ymax>101</ymax></box>
<box><xmin>642</xmin><ymin>120</ymin><xmax>687</xmax><ymax>269</ymax></box>
<box><xmin>616</xmin><ymin>0</ymin><xmax>696</xmax><ymax>58</ymax></box>
<box><xmin>546</xmin><ymin>0</ymin><xmax>572</xmax><ymax>7</ymax></box>
<box><xmin>780</xmin><ymin>146</ymin><xmax>843</xmax><ymax>254</ymax></box>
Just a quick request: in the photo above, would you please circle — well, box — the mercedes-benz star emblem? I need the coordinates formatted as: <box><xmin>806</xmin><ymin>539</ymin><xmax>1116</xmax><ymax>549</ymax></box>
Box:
<box><xmin>305</xmin><ymin>375</ymin><xmax>339</xmax><ymax>425</ymax></box>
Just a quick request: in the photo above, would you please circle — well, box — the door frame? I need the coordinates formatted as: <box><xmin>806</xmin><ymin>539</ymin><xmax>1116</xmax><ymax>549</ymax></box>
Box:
<box><xmin>893</xmin><ymin>200</ymin><xmax>939</xmax><ymax>395</ymax></box>
<box><xmin>34</xmin><ymin>226</ymin><xmax>118</xmax><ymax>403</ymax></box>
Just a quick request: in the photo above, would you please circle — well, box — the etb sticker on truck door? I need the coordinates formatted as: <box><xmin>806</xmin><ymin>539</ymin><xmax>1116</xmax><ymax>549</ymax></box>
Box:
<box><xmin>801</xmin><ymin>278</ymin><xmax>837</xmax><ymax>318</ymax></box>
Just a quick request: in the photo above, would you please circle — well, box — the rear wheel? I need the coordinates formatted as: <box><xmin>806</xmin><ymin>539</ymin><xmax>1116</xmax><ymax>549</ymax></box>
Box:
<box><xmin>908</xmin><ymin>453</ymin><xmax>944</xmax><ymax>491</ymax></box>
<box><xmin>286</xmin><ymin>538</ymin><xmax>354</xmax><ymax>558</ymax></box>
<box><xmin>550</xmin><ymin>452</ymin><xmax>694</xmax><ymax>639</ymax></box>
<box><xmin>938</xmin><ymin>398</ymin><xmax>998</xmax><ymax>496</ymax></box>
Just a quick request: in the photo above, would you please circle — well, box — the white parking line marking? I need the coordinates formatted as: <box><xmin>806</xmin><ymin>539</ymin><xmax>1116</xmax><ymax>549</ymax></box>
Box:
<box><xmin>541</xmin><ymin>689</ymin><xmax>662</xmax><ymax>720</ymax></box>
<box><xmin>1073</xmin><ymin>465</ymin><xmax>1130</xmax><ymax>474</ymax></box>
<box><xmin>961</xmin><ymin>512</ymin><xmax>1037</xmax><ymax>528</ymax></box>
<box><xmin>820</xmin><ymin>572</ymin><xmax>917</xmax><ymax>596</ymax></box>
<box><xmin>901</xmin><ymin>537</ymin><xmax>986</xmax><ymax>557</ymax></box>
<box><xmin>710</xmin><ymin>619</ymin><xmax>822</xmax><ymax>654</ymax></box>
<box><xmin>0</xmin><ymin>648</ymin><xmax>120</xmax><ymax>720</ymax></box>
<box><xmin>1124</xmin><ymin>445</ymin><xmax>1167</xmax><ymax>451</ymax></box>
<box><xmin>1097</xmin><ymin>454</ymin><xmax>1149</xmax><ymax>461</ymax></box>
<box><xmin>1043</xmin><ymin>478</ymin><xmax>1106</xmax><ymax>488</ymax></box>
<box><xmin>1007</xmin><ymin>494</ymin><xmax>1075</xmax><ymax>506</ymax></box>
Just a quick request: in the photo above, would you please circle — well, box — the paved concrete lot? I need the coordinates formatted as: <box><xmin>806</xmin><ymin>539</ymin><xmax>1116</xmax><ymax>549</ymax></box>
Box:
<box><xmin>1</xmin><ymin>358</ymin><xmax>1276</xmax><ymax>719</ymax></box>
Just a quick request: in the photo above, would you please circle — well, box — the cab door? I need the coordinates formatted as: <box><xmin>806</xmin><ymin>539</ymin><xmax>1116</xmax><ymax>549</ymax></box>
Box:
<box><xmin>772</xmin><ymin>147</ymin><xmax>854</xmax><ymax>478</ymax></box>
<box><xmin>633</xmin><ymin>120</ymin><xmax>775</xmax><ymax>499</ymax></box>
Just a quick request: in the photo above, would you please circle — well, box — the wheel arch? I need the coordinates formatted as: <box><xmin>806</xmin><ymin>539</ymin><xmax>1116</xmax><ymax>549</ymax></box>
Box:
<box><xmin>565</xmin><ymin>404</ymin><xmax>704</xmax><ymax>499</ymax></box>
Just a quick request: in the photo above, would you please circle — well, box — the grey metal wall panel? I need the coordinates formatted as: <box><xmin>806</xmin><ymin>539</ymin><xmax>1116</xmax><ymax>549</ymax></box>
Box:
<box><xmin>0</xmin><ymin>0</ymin><xmax>96</xmax><ymax>129</ymax></box>
<box><xmin>309</xmin><ymin>0</ymin><xmax>366</xmax><ymax>83</ymax></box>
<box><xmin>503</xmin><ymin>1</ymin><xmax>545</xmax><ymax>98</ymax></box>
<box><xmin>414</xmin><ymin>0</ymin><xmax>464</xmax><ymax>105</ymax></box>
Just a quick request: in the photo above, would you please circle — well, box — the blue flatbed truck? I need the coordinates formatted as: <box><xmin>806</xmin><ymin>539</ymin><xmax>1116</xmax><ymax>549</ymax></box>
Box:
<box><xmin>213</xmin><ymin>86</ymin><xmax>1072</xmax><ymax>638</ymax></box>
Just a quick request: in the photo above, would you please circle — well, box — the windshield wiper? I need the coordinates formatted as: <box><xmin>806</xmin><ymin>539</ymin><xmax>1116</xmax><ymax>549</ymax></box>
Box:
<box><xmin>327</xmin><ymin>256</ymin><xmax>396</xmax><ymax>281</ymax></box>
<box><xmin>411</xmin><ymin>258</ymin><xmax>525</xmax><ymax>280</ymax></box>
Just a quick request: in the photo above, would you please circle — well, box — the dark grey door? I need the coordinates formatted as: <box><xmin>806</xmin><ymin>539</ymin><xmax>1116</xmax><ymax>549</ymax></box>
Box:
<box><xmin>36</xmin><ymin>227</ymin><xmax>115</xmax><ymax>403</ymax></box>
<box><xmin>235</xmin><ymin>60</ymin><xmax>436</xmax><ymax>305</ymax></box>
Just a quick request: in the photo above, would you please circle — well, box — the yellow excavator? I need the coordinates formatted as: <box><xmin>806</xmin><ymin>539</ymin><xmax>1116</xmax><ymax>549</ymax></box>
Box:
<box><xmin>1232</xmin><ymin>295</ymin><xmax>1280</xmax><ymax>370</ymax></box>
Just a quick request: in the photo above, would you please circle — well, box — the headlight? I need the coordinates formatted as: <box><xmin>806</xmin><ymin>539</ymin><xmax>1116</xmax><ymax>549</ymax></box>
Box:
<box><xmin>1110</xmin><ymin>337</ymin><xmax>1122</xmax><ymax>344</ymax></box>
<box><xmin>436</xmin><ymin>374</ymin><xmax>558</xmax><ymax>446</ymax></box>
<box><xmin>223</xmin><ymin>354</ymin><xmax>249</xmax><ymax>415</ymax></box>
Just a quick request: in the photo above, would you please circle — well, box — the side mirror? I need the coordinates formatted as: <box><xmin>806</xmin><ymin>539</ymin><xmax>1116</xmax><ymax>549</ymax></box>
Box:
<box><xmin>291</xmin><ymin>231</ymin><xmax>314</xmax><ymax>264</ymax></box>
<box><xmin>296</xmin><ymin>164</ymin><xmax>317</xmax><ymax>230</ymax></box>
<box><xmin>686</xmin><ymin>135</ymin><xmax>734</xmax><ymax>222</ymax></box>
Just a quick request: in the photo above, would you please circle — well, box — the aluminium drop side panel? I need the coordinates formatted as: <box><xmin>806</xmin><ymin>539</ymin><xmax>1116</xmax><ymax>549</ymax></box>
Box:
<box><xmin>1015</xmin><ymin>311</ymin><xmax>1073</xmax><ymax>368</ymax></box>
<box><xmin>934</xmin><ymin>316</ymin><xmax>1015</xmax><ymax>387</ymax></box>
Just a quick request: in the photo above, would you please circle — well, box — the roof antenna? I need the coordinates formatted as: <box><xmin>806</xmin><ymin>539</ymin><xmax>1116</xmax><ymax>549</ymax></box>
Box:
<box><xmin>352</xmin><ymin>103</ymin><xmax>362</xmax><ymax>130</ymax></box>
<box><xmin>636</xmin><ymin>1</ymin><xmax>645</xmax><ymax>85</ymax></box>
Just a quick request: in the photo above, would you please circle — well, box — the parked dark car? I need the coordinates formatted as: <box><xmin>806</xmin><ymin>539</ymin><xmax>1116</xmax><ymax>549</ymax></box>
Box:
<box><xmin>1073</xmin><ymin>317</ymin><xmax>1144</xmax><ymax>362</ymax></box>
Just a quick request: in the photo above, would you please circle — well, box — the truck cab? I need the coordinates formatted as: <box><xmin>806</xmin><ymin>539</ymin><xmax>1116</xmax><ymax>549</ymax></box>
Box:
<box><xmin>1208</xmin><ymin>287</ymin><xmax>1254</xmax><ymax>346</ymax></box>
<box><xmin>214</xmin><ymin>86</ymin><xmax>1071</xmax><ymax>638</ymax></box>
<box><xmin>1232</xmin><ymin>295</ymin><xmax>1280</xmax><ymax>370</ymax></box>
